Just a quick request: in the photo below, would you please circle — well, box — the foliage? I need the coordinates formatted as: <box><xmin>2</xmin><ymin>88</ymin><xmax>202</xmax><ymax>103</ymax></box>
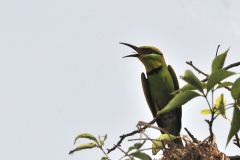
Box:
<box><xmin>152</xmin><ymin>134</ymin><xmax>177</xmax><ymax>155</ymax></box>
<box><xmin>69</xmin><ymin>48</ymin><xmax>240</xmax><ymax>159</ymax></box>
<box><xmin>69</xmin><ymin>133</ymin><xmax>152</xmax><ymax>160</ymax></box>
<box><xmin>157</xmin><ymin>48</ymin><xmax>240</xmax><ymax>148</ymax></box>
<box><xmin>69</xmin><ymin>133</ymin><xmax>109</xmax><ymax>159</ymax></box>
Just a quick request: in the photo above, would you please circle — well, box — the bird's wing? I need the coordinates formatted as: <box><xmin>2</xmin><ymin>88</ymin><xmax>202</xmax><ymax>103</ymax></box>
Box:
<box><xmin>141</xmin><ymin>73</ymin><xmax>162</xmax><ymax>127</ymax></box>
<box><xmin>168</xmin><ymin>65</ymin><xmax>179</xmax><ymax>90</ymax></box>
<box><xmin>168</xmin><ymin>65</ymin><xmax>182</xmax><ymax>133</ymax></box>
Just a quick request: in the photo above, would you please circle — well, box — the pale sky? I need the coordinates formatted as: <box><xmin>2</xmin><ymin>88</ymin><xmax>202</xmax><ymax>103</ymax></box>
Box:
<box><xmin>1</xmin><ymin>1</ymin><xmax>240</xmax><ymax>159</ymax></box>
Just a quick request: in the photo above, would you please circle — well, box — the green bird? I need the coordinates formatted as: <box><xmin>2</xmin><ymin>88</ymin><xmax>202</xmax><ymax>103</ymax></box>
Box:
<box><xmin>121</xmin><ymin>42</ymin><xmax>182</xmax><ymax>145</ymax></box>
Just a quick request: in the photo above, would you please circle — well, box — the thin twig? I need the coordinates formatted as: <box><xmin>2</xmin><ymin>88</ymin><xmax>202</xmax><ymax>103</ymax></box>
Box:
<box><xmin>117</xmin><ymin>146</ymin><xmax>134</xmax><ymax>160</ymax></box>
<box><xmin>186</xmin><ymin>61</ymin><xmax>209</xmax><ymax>77</ymax></box>
<box><xmin>228</xmin><ymin>156</ymin><xmax>240</xmax><ymax>160</ymax></box>
<box><xmin>204</xmin><ymin>94</ymin><xmax>215</xmax><ymax>143</ymax></box>
<box><xmin>137</xmin><ymin>121</ymin><xmax>167</xmax><ymax>133</ymax></box>
<box><xmin>213</xmin><ymin>105</ymin><xmax>234</xmax><ymax>120</ymax></box>
<box><xmin>223</xmin><ymin>61</ymin><xmax>240</xmax><ymax>70</ymax></box>
<box><xmin>186</xmin><ymin>61</ymin><xmax>232</xmax><ymax>91</ymax></box>
<box><xmin>200</xmin><ymin>61</ymin><xmax>240</xmax><ymax>82</ymax></box>
<box><xmin>184</xmin><ymin>128</ymin><xmax>200</xmax><ymax>143</ymax></box>
<box><xmin>136</xmin><ymin>124</ymin><xmax>160</xmax><ymax>151</ymax></box>
<box><xmin>99</xmin><ymin>145</ymin><xmax>109</xmax><ymax>159</ymax></box>
<box><xmin>137</xmin><ymin>121</ymin><xmax>179</xmax><ymax>145</ymax></box>
<box><xmin>215</xmin><ymin>45</ymin><xmax>220</xmax><ymax>57</ymax></box>
<box><xmin>233</xmin><ymin>134</ymin><xmax>240</xmax><ymax>148</ymax></box>
<box><xmin>107</xmin><ymin>115</ymin><xmax>159</xmax><ymax>153</ymax></box>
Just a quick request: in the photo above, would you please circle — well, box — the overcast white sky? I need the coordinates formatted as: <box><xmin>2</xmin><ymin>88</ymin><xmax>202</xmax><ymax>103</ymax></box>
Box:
<box><xmin>1</xmin><ymin>1</ymin><xmax>240</xmax><ymax>159</ymax></box>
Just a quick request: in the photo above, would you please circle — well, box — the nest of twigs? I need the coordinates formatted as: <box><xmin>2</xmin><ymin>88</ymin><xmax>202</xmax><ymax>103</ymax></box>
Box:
<box><xmin>160</xmin><ymin>136</ymin><xmax>229</xmax><ymax>160</ymax></box>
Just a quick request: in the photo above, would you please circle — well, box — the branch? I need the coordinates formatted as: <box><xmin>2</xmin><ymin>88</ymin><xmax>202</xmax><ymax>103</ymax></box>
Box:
<box><xmin>205</xmin><ymin>119</ymin><xmax>214</xmax><ymax>143</ymax></box>
<box><xmin>215</xmin><ymin>45</ymin><xmax>220</xmax><ymax>57</ymax></box>
<box><xmin>186</xmin><ymin>44</ymin><xmax>240</xmax><ymax>83</ymax></box>
<box><xmin>193</xmin><ymin>61</ymin><xmax>240</xmax><ymax>82</ymax></box>
<box><xmin>186</xmin><ymin>61</ymin><xmax>209</xmax><ymax>77</ymax></box>
<box><xmin>117</xmin><ymin>146</ymin><xmax>134</xmax><ymax>160</ymax></box>
<box><xmin>186</xmin><ymin>60</ymin><xmax>235</xmax><ymax>91</ymax></box>
<box><xmin>233</xmin><ymin>134</ymin><xmax>240</xmax><ymax>148</ymax></box>
<box><xmin>228</xmin><ymin>156</ymin><xmax>240</xmax><ymax>160</ymax></box>
<box><xmin>184</xmin><ymin>127</ymin><xmax>200</xmax><ymax>143</ymax></box>
<box><xmin>223</xmin><ymin>61</ymin><xmax>240</xmax><ymax>70</ymax></box>
<box><xmin>107</xmin><ymin>115</ymin><xmax>159</xmax><ymax>154</ymax></box>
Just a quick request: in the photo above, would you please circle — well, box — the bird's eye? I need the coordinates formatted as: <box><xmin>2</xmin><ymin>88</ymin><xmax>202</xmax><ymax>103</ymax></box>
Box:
<box><xmin>143</xmin><ymin>48</ymin><xmax>152</xmax><ymax>54</ymax></box>
<box><xmin>142</xmin><ymin>48</ymin><xmax>161</xmax><ymax>55</ymax></box>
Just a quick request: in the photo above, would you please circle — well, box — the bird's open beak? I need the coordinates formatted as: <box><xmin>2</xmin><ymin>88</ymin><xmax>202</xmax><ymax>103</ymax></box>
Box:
<box><xmin>120</xmin><ymin>42</ymin><xmax>141</xmax><ymax>58</ymax></box>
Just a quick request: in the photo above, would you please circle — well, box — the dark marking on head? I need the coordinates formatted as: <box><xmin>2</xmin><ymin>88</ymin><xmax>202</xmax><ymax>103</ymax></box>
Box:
<box><xmin>140</xmin><ymin>47</ymin><xmax>163</xmax><ymax>55</ymax></box>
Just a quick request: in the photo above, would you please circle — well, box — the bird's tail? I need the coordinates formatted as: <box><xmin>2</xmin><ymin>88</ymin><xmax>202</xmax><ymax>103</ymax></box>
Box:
<box><xmin>175</xmin><ymin>134</ymin><xmax>183</xmax><ymax>146</ymax></box>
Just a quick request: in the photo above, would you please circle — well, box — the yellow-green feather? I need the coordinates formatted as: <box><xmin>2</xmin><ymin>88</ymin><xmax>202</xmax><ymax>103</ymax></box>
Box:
<box><xmin>139</xmin><ymin>46</ymin><xmax>182</xmax><ymax>145</ymax></box>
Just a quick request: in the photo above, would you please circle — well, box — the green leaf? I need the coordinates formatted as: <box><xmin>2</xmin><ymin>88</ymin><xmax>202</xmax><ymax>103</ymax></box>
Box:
<box><xmin>226</xmin><ymin>106</ymin><xmax>240</xmax><ymax>147</ymax></box>
<box><xmin>127</xmin><ymin>146</ymin><xmax>136</xmax><ymax>153</ymax></box>
<box><xmin>202</xmin><ymin>94</ymin><xmax>229</xmax><ymax>119</ymax></box>
<box><xmin>172</xmin><ymin>82</ymin><xmax>206</xmax><ymax>94</ymax></box>
<box><xmin>231</xmin><ymin>77</ymin><xmax>240</xmax><ymax>101</ymax></box>
<box><xmin>130</xmin><ymin>151</ymin><xmax>152</xmax><ymax>160</ymax></box>
<box><xmin>237</xmin><ymin>100</ymin><xmax>240</xmax><ymax>107</ymax></box>
<box><xmin>74</xmin><ymin>133</ymin><xmax>99</xmax><ymax>145</ymax></box>
<box><xmin>216</xmin><ymin>82</ymin><xmax>233</xmax><ymax>89</ymax></box>
<box><xmin>98</xmin><ymin>134</ymin><xmax>107</xmax><ymax>146</ymax></box>
<box><xmin>212</xmin><ymin>48</ymin><xmax>229</xmax><ymax>72</ymax></box>
<box><xmin>69</xmin><ymin>143</ymin><xmax>97</xmax><ymax>154</ymax></box>
<box><xmin>201</xmin><ymin>109</ymin><xmax>211</xmax><ymax>114</ymax></box>
<box><xmin>103</xmin><ymin>134</ymin><xmax>107</xmax><ymax>141</ymax></box>
<box><xmin>152</xmin><ymin>134</ymin><xmax>177</xmax><ymax>155</ymax></box>
<box><xmin>201</xmin><ymin>81</ymin><xmax>207</xmax><ymax>89</ymax></box>
<box><xmin>157</xmin><ymin>90</ymin><xmax>201</xmax><ymax>115</ymax></box>
<box><xmin>101</xmin><ymin>157</ymin><xmax>109</xmax><ymax>160</ymax></box>
<box><xmin>180</xmin><ymin>70</ymin><xmax>203</xmax><ymax>93</ymax></box>
<box><xmin>99</xmin><ymin>140</ymin><xmax>104</xmax><ymax>146</ymax></box>
<box><xmin>152</xmin><ymin>140</ymin><xmax>163</xmax><ymax>155</ymax></box>
<box><xmin>214</xmin><ymin>94</ymin><xmax>226</xmax><ymax>117</ymax></box>
<box><xmin>127</xmin><ymin>140</ymin><xmax>146</xmax><ymax>153</ymax></box>
<box><xmin>159</xmin><ymin>134</ymin><xmax>177</xmax><ymax>141</ymax></box>
<box><xmin>134</xmin><ymin>140</ymin><xmax>146</xmax><ymax>150</ymax></box>
<box><xmin>207</xmin><ymin>69</ymin><xmax>235</xmax><ymax>93</ymax></box>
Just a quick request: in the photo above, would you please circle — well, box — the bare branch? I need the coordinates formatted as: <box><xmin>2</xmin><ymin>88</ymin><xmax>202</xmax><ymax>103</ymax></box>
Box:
<box><xmin>186</xmin><ymin>45</ymin><xmax>240</xmax><ymax>84</ymax></box>
<box><xmin>189</xmin><ymin>60</ymin><xmax>240</xmax><ymax>82</ymax></box>
<box><xmin>215</xmin><ymin>45</ymin><xmax>220</xmax><ymax>57</ymax></box>
<box><xmin>184</xmin><ymin>127</ymin><xmax>200</xmax><ymax>143</ymax></box>
<box><xmin>186</xmin><ymin>60</ymin><xmax>233</xmax><ymax>91</ymax></box>
<box><xmin>233</xmin><ymin>134</ymin><xmax>240</xmax><ymax>148</ymax></box>
<box><xmin>223</xmin><ymin>61</ymin><xmax>240</xmax><ymax>70</ymax></box>
<box><xmin>107</xmin><ymin>115</ymin><xmax>159</xmax><ymax>154</ymax></box>
<box><xmin>117</xmin><ymin>146</ymin><xmax>134</xmax><ymax>160</ymax></box>
<box><xmin>186</xmin><ymin>61</ymin><xmax>209</xmax><ymax>77</ymax></box>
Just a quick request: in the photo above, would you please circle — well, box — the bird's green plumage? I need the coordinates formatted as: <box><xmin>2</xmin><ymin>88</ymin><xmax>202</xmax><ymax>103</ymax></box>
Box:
<box><xmin>121</xmin><ymin>43</ymin><xmax>182</xmax><ymax>145</ymax></box>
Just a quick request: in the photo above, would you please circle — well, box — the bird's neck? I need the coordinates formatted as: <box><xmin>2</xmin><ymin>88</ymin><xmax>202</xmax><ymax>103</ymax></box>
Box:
<box><xmin>147</xmin><ymin>65</ymin><xmax>163</xmax><ymax>75</ymax></box>
<box><xmin>140</xmin><ymin>59</ymin><xmax>167</xmax><ymax>74</ymax></box>
<box><xmin>139</xmin><ymin>55</ymin><xmax>167</xmax><ymax>73</ymax></box>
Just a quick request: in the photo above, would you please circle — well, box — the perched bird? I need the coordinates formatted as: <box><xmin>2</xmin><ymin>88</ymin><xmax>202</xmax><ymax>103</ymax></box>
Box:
<box><xmin>121</xmin><ymin>42</ymin><xmax>182</xmax><ymax>145</ymax></box>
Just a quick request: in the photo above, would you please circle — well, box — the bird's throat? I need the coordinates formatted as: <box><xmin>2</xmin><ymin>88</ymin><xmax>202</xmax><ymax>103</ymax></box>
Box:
<box><xmin>139</xmin><ymin>58</ymin><xmax>163</xmax><ymax>73</ymax></box>
<box><xmin>147</xmin><ymin>66</ymin><xmax>163</xmax><ymax>75</ymax></box>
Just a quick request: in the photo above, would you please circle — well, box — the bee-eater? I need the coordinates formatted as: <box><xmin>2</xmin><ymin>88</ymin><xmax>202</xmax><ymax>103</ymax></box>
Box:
<box><xmin>121</xmin><ymin>42</ymin><xmax>182</xmax><ymax>145</ymax></box>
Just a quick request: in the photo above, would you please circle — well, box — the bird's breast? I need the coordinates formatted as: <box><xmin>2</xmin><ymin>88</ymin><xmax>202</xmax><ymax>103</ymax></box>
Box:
<box><xmin>147</xmin><ymin>70</ymin><xmax>175</xmax><ymax>110</ymax></box>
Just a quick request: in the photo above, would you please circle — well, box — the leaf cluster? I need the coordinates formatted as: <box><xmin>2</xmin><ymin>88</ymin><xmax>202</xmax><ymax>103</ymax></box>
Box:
<box><xmin>69</xmin><ymin>133</ymin><xmax>109</xmax><ymax>160</ymax></box>
<box><xmin>157</xmin><ymin>48</ymin><xmax>240</xmax><ymax>147</ymax></box>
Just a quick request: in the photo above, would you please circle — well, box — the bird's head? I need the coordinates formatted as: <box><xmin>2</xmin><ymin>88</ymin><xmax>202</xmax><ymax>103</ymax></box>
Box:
<box><xmin>121</xmin><ymin>42</ymin><xmax>166</xmax><ymax>72</ymax></box>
